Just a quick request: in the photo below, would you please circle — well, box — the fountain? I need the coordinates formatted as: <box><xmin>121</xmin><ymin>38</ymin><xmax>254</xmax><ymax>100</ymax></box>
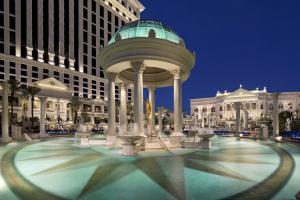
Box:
<box><xmin>75</xmin><ymin>124</ymin><xmax>91</xmax><ymax>146</ymax></box>
<box><xmin>118</xmin><ymin>123</ymin><xmax>143</xmax><ymax>156</ymax></box>
<box><xmin>198</xmin><ymin>129</ymin><xmax>215</xmax><ymax>149</ymax></box>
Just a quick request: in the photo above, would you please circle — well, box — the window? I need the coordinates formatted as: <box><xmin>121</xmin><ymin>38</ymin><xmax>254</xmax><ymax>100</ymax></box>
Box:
<box><xmin>260</xmin><ymin>104</ymin><xmax>264</xmax><ymax>110</ymax></box>
<box><xmin>92</xmin><ymin>68</ymin><xmax>96</xmax><ymax>76</ymax></box>
<box><xmin>9</xmin><ymin>0</ymin><xmax>15</xmax><ymax>14</ymax></box>
<box><xmin>226</xmin><ymin>105</ymin><xmax>231</xmax><ymax>111</ymax></box>
<box><xmin>100</xmin><ymin>18</ymin><xmax>104</xmax><ymax>28</ymax></box>
<box><xmin>83</xmin><ymin>31</ymin><xmax>88</xmax><ymax>42</ymax></box>
<box><xmin>9</xmin><ymin>17</ymin><xmax>15</xmax><ymax>29</ymax></box>
<box><xmin>92</xmin><ymin>48</ymin><xmax>96</xmax><ymax>57</ymax></box>
<box><xmin>92</xmin><ymin>14</ymin><xmax>96</xmax><ymax>24</ymax></box>
<box><xmin>83</xmin><ymin>9</ymin><xmax>88</xmax><ymax>19</ymax></box>
<box><xmin>107</xmin><ymin>11</ymin><xmax>112</xmax><ymax>22</ymax></box>
<box><xmin>10</xmin><ymin>46</ymin><xmax>15</xmax><ymax>55</ymax></box>
<box><xmin>100</xmin><ymin>29</ymin><xmax>104</xmax><ymax>38</ymax></box>
<box><xmin>92</xmin><ymin>0</ymin><xmax>96</xmax><ymax>12</ymax></box>
<box><xmin>252</xmin><ymin>103</ymin><xmax>256</xmax><ymax>110</ymax></box>
<box><xmin>9</xmin><ymin>68</ymin><xmax>16</xmax><ymax>74</ymax></box>
<box><xmin>100</xmin><ymin>6</ymin><xmax>104</xmax><ymax>18</ymax></box>
<box><xmin>211</xmin><ymin>107</ymin><xmax>216</xmax><ymax>113</ymax></box>
<box><xmin>269</xmin><ymin>104</ymin><xmax>273</xmax><ymax>110</ymax></box>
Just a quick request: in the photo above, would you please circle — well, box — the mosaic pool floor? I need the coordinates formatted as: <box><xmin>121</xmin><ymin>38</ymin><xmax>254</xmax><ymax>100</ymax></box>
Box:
<box><xmin>0</xmin><ymin>137</ymin><xmax>299</xmax><ymax>200</ymax></box>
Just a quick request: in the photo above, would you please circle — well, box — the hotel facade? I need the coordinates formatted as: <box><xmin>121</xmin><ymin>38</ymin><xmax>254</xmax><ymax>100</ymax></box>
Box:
<box><xmin>0</xmin><ymin>0</ymin><xmax>144</xmax><ymax>124</ymax></box>
<box><xmin>190</xmin><ymin>86</ymin><xmax>300</xmax><ymax>130</ymax></box>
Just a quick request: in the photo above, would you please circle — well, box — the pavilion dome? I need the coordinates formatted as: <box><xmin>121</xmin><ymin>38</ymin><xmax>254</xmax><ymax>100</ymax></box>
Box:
<box><xmin>108</xmin><ymin>20</ymin><xmax>184</xmax><ymax>45</ymax></box>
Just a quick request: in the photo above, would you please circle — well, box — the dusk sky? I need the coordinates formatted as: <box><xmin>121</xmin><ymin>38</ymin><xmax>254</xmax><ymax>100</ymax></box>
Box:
<box><xmin>141</xmin><ymin>0</ymin><xmax>300</xmax><ymax>113</ymax></box>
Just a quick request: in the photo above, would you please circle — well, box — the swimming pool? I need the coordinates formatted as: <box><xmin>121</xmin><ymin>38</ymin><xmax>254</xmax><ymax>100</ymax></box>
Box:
<box><xmin>0</xmin><ymin>137</ymin><xmax>299</xmax><ymax>200</ymax></box>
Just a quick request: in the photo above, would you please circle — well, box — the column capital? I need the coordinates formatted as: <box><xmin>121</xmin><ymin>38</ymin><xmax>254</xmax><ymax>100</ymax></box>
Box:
<box><xmin>106</xmin><ymin>72</ymin><xmax>118</xmax><ymax>82</ymax></box>
<box><xmin>172</xmin><ymin>70</ymin><xmax>183</xmax><ymax>80</ymax></box>
<box><xmin>39</xmin><ymin>96</ymin><xmax>48</xmax><ymax>101</ymax></box>
<box><xmin>148</xmin><ymin>86</ymin><xmax>156</xmax><ymax>92</ymax></box>
<box><xmin>131</xmin><ymin>60</ymin><xmax>145</xmax><ymax>73</ymax></box>
<box><xmin>119</xmin><ymin>82</ymin><xmax>128</xmax><ymax>88</ymax></box>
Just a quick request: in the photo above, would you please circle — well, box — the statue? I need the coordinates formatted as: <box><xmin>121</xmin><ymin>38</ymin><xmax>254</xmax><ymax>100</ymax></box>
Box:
<box><xmin>145</xmin><ymin>99</ymin><xmax>151</xmax><ymax>121</ymax></box>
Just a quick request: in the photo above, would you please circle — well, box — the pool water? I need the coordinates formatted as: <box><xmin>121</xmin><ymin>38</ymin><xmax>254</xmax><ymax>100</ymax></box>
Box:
<box><xmin>0</xmin><ymin>137</ymin><xmax>299</xmax><ymax>200</ymax></box>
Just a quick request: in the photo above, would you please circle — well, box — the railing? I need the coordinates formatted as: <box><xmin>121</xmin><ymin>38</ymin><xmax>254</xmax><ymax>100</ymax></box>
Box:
<box><xmin>281</xmin><ymin>131</ymin><xmax>300</xmax><ymax>140</ymax></box>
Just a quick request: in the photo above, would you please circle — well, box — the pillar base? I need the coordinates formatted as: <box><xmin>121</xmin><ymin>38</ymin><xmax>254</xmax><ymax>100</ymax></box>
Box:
<box><xmin>122</xmin><ymin>142</ymin><xmax>138</xmax><ymax>156</ymax></box>
<box><xmin>199</xmin><ymin>140</ymin><xmax>211</xmax><ymax>149</ymax></box>
<box><xmin>170</xmin><ymin>132</ymin><xmax>185</xmax><ymax>148</ymax></box>
<box><xmin>0</xmin><ymin>137</ymin><xmax>12</xmax><ymax>144</ymax></box>
<box><xmin>270</xmin><ymin>136</ymin><xmax>282</xmax><ymax>142</ymax></box>
<box><xmin>139</xmin><ymin>135</ymin><xmax>147</xmax><ymax>151</ymax></box>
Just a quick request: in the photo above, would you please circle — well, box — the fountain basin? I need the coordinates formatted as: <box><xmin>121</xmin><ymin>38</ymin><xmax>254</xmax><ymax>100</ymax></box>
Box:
<box><xmin>118</xmin><ymin>135</ymin><xmax>143</xmax><ymax>156</ymax></box>
<box><xmin>198</xmin><ymin>134</ymin><xmax>215</xmax><ymax>149</ymax></box>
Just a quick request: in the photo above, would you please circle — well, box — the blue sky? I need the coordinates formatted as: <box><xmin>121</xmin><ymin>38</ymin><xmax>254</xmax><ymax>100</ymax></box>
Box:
<box><xmin>141</xmin><ymin>0</ymin><xmax>300</xmax><ymax>113</ymax></box>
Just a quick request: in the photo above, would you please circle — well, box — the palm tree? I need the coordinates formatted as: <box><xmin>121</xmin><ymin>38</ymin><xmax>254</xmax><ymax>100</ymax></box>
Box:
<box><xmin>68</xmin><ymin>96</ymin><xmax>82</xmax><ymax>126</ymax></box>
<box><xmin>27</xmin><ymin>86</ymin><xmax>41</xmax><ymax>129</ymax></box>
<box><xmin>7</xmin><ymin>79</ymin><xmax>23</xmax><ymax>123</ymax></box>
<box><xmin>20</xmin><ymin>88</ymin><xmax>30</xmax><ymax>120</ymax></box>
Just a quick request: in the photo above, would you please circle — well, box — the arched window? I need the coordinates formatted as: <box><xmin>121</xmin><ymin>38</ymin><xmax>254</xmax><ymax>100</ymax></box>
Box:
<box><xmin>288</xmin><ymin>103</ymin><xmax>293</xmax><ymax>109</ymax></box>
<box><xmin>148</xmin><ymin>29</ymin><xmax>156</xmax><ymax>38</ymax></box>
<box><xmin>269</xmin><ymin>104</ymin><xmax>273</xmax><ymax>110</ymax></box>
<box><xmin>279</xmin><ymin>104</ymin><xmax>283</xmax><ymax>109</ymax></box>
<box><xmin>219</xmin><ymin>106</ymin><xmax>223</xmax><ymax>111</ymax></box>
<box><xmin>211</xmin><ymin>107</ymin><xmax>216</xmax><ymax>113</ymax></box>
<box><xmin>202</xmin><ymin>107</ymin><xmax>207</xmax><ymax>112</ymax></box>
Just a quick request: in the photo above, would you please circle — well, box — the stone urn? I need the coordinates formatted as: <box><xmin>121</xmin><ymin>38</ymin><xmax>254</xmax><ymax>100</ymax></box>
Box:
<box><xmin>75</xmin><ymin>124</ymin><xmax>91</xmax><ymax>146</ymax></box>
<box><xmin>118</xmin><ymin>135</ymin><xmax>143</xmax><ymax>156</ymax></box>
<box><xmin>198</xmin><ymin>133</ymin><xmax>215</xmax><ymax>149</ymax></box>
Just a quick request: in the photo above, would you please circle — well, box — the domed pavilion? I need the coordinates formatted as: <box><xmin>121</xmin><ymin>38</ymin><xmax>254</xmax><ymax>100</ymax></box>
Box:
<box><xmin>98</xmin><ymin>20</ymin><xmax>196</xmax><ymax>147</ymax></box>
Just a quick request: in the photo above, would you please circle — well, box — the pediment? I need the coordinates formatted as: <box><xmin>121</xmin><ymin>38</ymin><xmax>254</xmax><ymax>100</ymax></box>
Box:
<box><xmin>224</xmin><ymin>88</ymin><xmax>258</xmax><ymax>102</ymax></box>
<box><xmin>33</xmin><ymin>77</ymin><xmax>69</xmax><ymax>91</ymax></box>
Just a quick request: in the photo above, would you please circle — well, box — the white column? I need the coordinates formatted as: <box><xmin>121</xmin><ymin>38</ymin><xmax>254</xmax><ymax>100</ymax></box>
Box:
<box><xmin>1</xmin><ymin>82</ymin><xmax>11</xmax><ymax>143</ymax></box>
<box><xmin>107</xmin><ymin>73</ymin><xmax>117</xmax><ymax>136</ymax></box>
<box><xmin>15</xmin><ymin>0</ymin><xmax>21</xmax><ymax>57</ymax></box>
<box><xmin>55</xmin><ymin>100</ymin><xmax>59</xmax><ymax>120</ymax></box>
<box><xmin>39</xmin><ymin>97</ymin><xmax>47</xmax><ymax>137</ymax></box>
<box><xmin>48</xmin><ymin>0</ymin><xmax>55</xmax><ymax>65</ymax></box>
<box><xmin>78</xmin><ymin>2</ymin><xmax>83</xmax><ymax>72</ymax></box>
<box><xmin>235</xmin><ymin>102</ymin><xmax>241</xmax><ymax>137</ymax></box>
<box><xmin>170</xmin><ymin>70</ymin><xmax>184</xmax><ymax>147</ymax></box>
<box><xmin>26</xmin><ymin>0</ymin><xmax>33</xmax><ymax>59</ymax></box>
<box><xmin>3</xmin><ymin>0</ymin><xmax>9</xmax><ymax>55</ymax></box>
<box><xmin>243</xmin><ymin>109</ymin><xmax>249</xmax><ymax>130</ymax></box>
<box><xmin>172</xmin><ymin>70</ymin><xmax>183</xmax><ymax>134</ymax></box>
<box><xmin>119</xmin><ymin>82</ymin><xmax>128</xmax><ymax>135</ymax></box>
<box><xmin>59</xmin><ymin>0</ymin><xmax>65</xmax><ymax>68</ymax></box>
<box><xmin>132</xmin><ymin>61</ymin><xmax>145</xmax><ymax>136</ymax></box>
<box><xmin>91</xmin><ymin>104</ymin><xmax>95</xmax><ymax>124</ymax></box>
<box><xmin>69</xmin><ymin>0</ymin><xmax>75</xmax><ymax>70</ymax></box>
<box><xmin>148</xmin><ymin>87</ymin><xmax>156</xmax><ymax>134</ymax></box>
<box><xmin>158</xmin><ymin>107</ymin><xmax>163</xmax><ymax>132</ymax></box>
<box><xmin>272</xmin><ymin>93</ymin><xmax>280</xmax><ymax>137</ymax></box>
<box><xmin>37</xmin><ymin>0</ymin><xmax>44</xmax><ymax>62</ymax></box>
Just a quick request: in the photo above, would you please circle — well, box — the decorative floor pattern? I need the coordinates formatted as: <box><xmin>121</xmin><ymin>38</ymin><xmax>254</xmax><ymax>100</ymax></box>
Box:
<box><xmin>0</xmin><ymin>137</ymin><xmax>299</xmax><ymax>200</ymax></box>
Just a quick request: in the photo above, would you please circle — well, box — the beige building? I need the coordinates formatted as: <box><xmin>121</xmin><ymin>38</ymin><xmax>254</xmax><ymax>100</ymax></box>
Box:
<box><xmin>190</xmin><ymin>85</ymin><xmax>300</xmax><ymax>129</ymax></box>
<box><xmin>0</xmin><ymin>0</ymin><xmax>144</xmax><ymax>126</ymax></box>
